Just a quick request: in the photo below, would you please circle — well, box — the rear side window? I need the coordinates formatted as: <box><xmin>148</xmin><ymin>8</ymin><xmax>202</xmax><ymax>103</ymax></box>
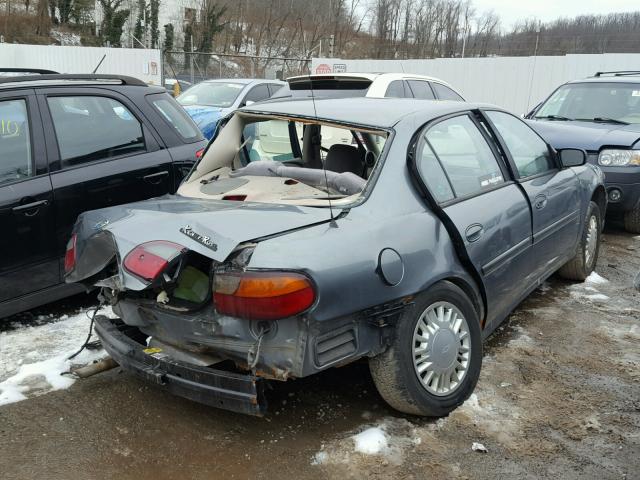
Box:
<box><xmin>244</xmin><ymin>85</ymin><xmax>270</xmax><ymax>104</ymax></box>
<box><xmin>48</xmin><ymin>96</ymin><xmax>145</xmax><ymax>167</ymax></box>
<box><xmin>385</xmin><ymin>80</ymin><xmax>407</xmax><ymax>98</ymax></box>
<box><xmin>0</xmin><ymin>99</ymin><xmax>32</xmax><ymax>185</ymax></box>
<box><xmin>152</xmin><ymin>97</ymin><xmax>200</xmax><ymax>141</ymax></box>
<box><xmin>432</xmin><ymin>83</ymin><xmax>464</xmax><ymax>101</ymax></box>
<box><xmin>424</xmin><ymin>115</ymin><xmax>504</xmax><ymax>198</ymax></box>
<box><xmin>486</xmin><ymin>111</ymin><xmax>555</xmax><ymax>178</ymax></box>
<box><xmin>408</xmin><ymin>80</ymin><xmax>436</xmax><ymax>100</ymax></box>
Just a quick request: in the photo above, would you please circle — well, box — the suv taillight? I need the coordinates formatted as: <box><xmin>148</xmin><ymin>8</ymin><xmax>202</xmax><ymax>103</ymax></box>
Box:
<box><xmin>64</xmin><ymin>234</ymin><xmax>77</xmax><ymax>274</ymax></box>
<box><xmin>213</xmin><ymin>271</ymin><xmax>315</xmax><ymax>320</ymax></box>
<box><xmin>123</xmin><ymin>240</ymin><xmax>186</xmax><ymax>282</ymax></box>
<box><xmin>195</xmin><ymin>148</ymin><xmax>205</xmax><ymax>159</ymax></box>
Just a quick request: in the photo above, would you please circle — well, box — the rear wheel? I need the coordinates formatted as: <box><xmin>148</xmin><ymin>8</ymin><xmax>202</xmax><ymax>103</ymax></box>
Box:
<box><xmin>624</xmin><ymin>205</ymin><xmax>640</xmax><ymax>233</ymax></box>
<box><xmin>558</xmin><ymin>201</ymin><xmax>601</xmax><ymax>281</ymax></box>
<box><xmin>369</xmin><ymin>282</ymin><xmax>482</xmax><ymax>416</ymax></box>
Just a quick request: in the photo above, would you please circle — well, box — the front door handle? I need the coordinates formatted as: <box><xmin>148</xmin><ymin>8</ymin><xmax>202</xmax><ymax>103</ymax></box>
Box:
<box><xmin>12</xmin><ymin>199</ymin><xmax>49</xmax><ymax>216</ymax></box>
<box><xmin>534</xmin><ymin>194</ymin><xmax>548</xmax><ymax>210</ymax></box>
<box><xmin>143</xmin><ymin>170</ymin><xmax>169</xmax><ymax>185</ymax></box>
<box><xmin>465</xmin><ymin>223</ymin><xmax>484</xmax><ymax>243</ymax></box>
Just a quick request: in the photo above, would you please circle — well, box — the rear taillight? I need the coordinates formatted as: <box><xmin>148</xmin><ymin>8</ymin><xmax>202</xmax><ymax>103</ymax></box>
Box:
<box><xmin>195</xmin><ymin>148</ymin><xmax>205</xmax><ymax>159</ymax></box>
<box><xmin>213</xmin><ymin>271</ymin><xmax>315</xmax><ymax>320</ymax></box>
<box><xmin>64</xmin><ymin>234</ymin><xmax>77</xmax><ymax>274</ymax></box>
<box><xmin>123</xmin><ymin>240</ymin><xmax>186</xmax><ymax>282</ymax></box>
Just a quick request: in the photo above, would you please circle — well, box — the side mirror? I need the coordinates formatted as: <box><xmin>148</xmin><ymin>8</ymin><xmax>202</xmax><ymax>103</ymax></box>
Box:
<box><xmin>558</xmin><ymin>148</ymin><xmax>586</xmax><ymax>167</ymax></box>
<box><xmin>244</xmin><ymin>100</ymin><xmax>255</xmax><ymax>107</ymax></box>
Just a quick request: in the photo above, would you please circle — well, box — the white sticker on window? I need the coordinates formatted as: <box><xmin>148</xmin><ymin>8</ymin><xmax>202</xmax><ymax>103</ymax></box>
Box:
<box><xmin>632</xmin><ymin>90</ymin><xmax>640</xmax><ymax>97</ymax></box>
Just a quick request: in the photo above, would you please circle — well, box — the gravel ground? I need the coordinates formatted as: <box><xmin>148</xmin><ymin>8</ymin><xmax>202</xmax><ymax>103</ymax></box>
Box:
<box><xmin>0</xmin><ymin>226</ymin><xmax>638</xmax><ymax>480</ymax></box>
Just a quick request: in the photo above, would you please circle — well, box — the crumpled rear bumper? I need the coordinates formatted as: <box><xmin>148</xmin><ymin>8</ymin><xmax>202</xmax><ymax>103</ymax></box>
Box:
<box><xmin>94</xmin><ymin>314</ymin><xmax>266</xmax><ymax>416</ymax></box>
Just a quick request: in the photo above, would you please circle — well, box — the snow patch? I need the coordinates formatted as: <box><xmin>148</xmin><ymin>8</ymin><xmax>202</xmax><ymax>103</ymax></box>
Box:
<box><xmin>0</xmin><ymin>306</ymin><xmax>116</xmax><ymax>406</ymax></box>
<box><xmin>353</xmin><ymin>427</ymin><xmax>388</xmax><ymax>455</ymax></box>
<box><xmin>585</xmin><ymin>272</ymin><xmax>609</xmax><ymax>284</ymax></box>
<box><xmin>312</xmin><ymin>417</ymin><xmax>421</xmax><ymax>467</ymax></box>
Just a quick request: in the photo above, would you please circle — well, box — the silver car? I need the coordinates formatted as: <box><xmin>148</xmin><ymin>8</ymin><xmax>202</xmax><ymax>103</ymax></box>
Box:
<box><xmin>66</xmin><ymin>98</ymin><xmax>606</xmax><ymax>416</ymax></box>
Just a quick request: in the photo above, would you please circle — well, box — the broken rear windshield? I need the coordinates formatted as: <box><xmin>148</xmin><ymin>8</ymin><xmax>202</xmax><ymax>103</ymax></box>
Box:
<box><xmin>179</xmin><ymin>115</ymin><xmax>388</xmax><ymax>207</ymax></box>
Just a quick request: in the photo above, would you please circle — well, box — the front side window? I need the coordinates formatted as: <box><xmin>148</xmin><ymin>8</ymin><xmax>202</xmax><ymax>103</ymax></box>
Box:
<box><xmin>425</xmin><ymin>115</ymin><xmax>504</xmax><ymax>198</ymax></box>
<box><xmin>177</xmin><ymin>82</ymin><xmax>245</xmax><ymax>107</ymax></box>
<box><xmin>535</xmin><ymin>82</ymin><xmax>640</xmax><ymax>124</ymax></box>
<box><xmin>432</xmin><ymin>83</ymin><xmax>464</xmax><ymax>101</ymax></box>
<box><xmin>48</xmin><ymin>96</ymin><xmax>145</xmax><ymax>167</ymax></box>
<box><xmin>0</xmin><ymin>99</ymin><xmax>32</xmax><ymax>185</ymax></box>
<box><xmin>408</xmin><ymin>80</ymin><xmax>436</xmax><ymax>100</ymax></box>
<box><xmin>486</xmin><ymin>111</ymin><xmax>555</xmax><ymax>178</ymax></box>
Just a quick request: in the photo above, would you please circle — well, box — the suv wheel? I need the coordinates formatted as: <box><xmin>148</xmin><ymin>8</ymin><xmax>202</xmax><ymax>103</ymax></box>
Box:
<box><xmin>369</xmin><ymin>281</ymin><xmax>482</xmax><ymax>416</ymax></box>
<box><xmin>624</xmin><ymin>205</ymin><xmax>640</xmax><ymax>233</ymax></box>
<box><xmin>558</xmin><ymin>201</ymin><xmax>601</xmax><ymax>281</ymax></box>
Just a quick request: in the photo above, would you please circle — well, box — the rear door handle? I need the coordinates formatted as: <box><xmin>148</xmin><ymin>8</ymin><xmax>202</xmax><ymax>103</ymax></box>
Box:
<box><xmin>534</xmin><ymin>194</ymin><xmax>548</xmax><ymax>210</ymax></box>
<box><xmin>12</xmin><ymin>199</ymin><xmax>49</xmax><ymax>216</ymax></box>
<box><xmin>465</xmin><ymin>223</ymin><xmax>484</xmax><ymax>243</ymax></box>
<box><xmin>143</xmin><ymin>170</ymin><xmax>169</xmax><ymax>184</ymax></box>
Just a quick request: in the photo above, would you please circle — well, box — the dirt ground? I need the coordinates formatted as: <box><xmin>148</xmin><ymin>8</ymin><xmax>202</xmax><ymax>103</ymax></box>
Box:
<box><xmin>1</xmin><ymin>226</ymin><xmax>639</xmax><ymax>480</ymax></box>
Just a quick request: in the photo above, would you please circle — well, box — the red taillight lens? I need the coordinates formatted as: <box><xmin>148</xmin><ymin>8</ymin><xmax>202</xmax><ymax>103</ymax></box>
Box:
<box><xmin>213</xmin><ymin>271</ymin><xmax>315</xmax><ymax>320</ymax></box>
<box><xmin>64</xmin><ymin>233</ymin><xmax>77</xmax><ymax>274</ymax></box>
<box><xmin>123</xmin><ymin>240</ymin><xmax>186</xmax><ymax>282</ymax></box>
<box><xmin>195</xmin><ymin>148</ymin><xmax>205</xmax><ymax>159</ymax></box>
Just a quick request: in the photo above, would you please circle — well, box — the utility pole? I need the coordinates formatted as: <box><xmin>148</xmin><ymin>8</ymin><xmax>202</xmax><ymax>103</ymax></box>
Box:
<box><xmin>329</xmin><ymin>34</ymin><xmax>335</xmax><ymax>57</ymax></box>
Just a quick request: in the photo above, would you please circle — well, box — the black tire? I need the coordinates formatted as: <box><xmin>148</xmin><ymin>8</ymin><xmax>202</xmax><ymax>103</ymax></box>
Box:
<box><xmin>624</xmin><ymin>205</ymin><xmax>640</xmax><ymax>234</ymax></box>
<box><xmin>558</xmin><ymin>201</ymin><xmax>601</xmax><ymax>281</ymax></box>
<box><xmin>369</xmin><ymin>281</ymin><xmax>482</xmax><ymax>417</ymax></box>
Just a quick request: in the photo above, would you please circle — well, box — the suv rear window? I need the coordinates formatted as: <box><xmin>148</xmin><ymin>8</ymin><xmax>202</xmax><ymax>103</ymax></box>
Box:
<box><xmin>152</xmin><ymin>96</ymin><xmax>200</xmax><ymax>141</ymax></box>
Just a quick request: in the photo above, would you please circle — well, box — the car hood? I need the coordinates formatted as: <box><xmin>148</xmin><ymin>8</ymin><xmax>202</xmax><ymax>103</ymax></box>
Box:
<box><xmin>526</xmin><ymin>119</ymin><xmax>640</xmax><ymax>151</ymax></box>
<box><xmin>67</xmin><ymin>195</ymin><xmax>337</xmax><ymax>290</ymax></box>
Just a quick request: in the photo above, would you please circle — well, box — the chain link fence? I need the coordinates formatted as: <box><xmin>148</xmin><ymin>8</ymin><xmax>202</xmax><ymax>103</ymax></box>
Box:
<box><xmin>163</xmin><ymin>51</ymin><xmax>311</xmax><ymax>90</ymax></box>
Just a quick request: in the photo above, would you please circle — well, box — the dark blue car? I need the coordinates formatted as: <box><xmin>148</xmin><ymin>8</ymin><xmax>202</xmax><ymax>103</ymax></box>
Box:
<box><xmin>177</xmin><ymin>79</ymin><xmax>285</xmax><ymax>139</ymax></box>
<box><xmin>526</xmin><ymin>71</ymin><xmax>640</xmax><ymax>232</ymax></box>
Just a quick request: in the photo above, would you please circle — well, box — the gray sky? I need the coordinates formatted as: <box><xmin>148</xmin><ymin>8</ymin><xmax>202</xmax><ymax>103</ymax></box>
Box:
<box><xmin>471</xmin><ymin>0</ymin><xmax>640</xmax><ymax>29</ymax></box>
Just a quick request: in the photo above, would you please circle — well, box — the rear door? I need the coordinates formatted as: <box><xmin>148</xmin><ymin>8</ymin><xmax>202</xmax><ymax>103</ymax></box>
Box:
<box><xmin>484</xmin><ymin>110</ymin><xmax>581</xmax><ymax>279</ymax></box>
<box><xmin>38</xmin><ymin>88</ymin><xmax>174</xmax><ymax>264</ymax></box>
<box><xmin>412</xmin><ymin>112</ymin><xmax>534</xmax><ymax>326</ymax></box>
<box><xmin>0</xmin><ymin>90</ymin><xmax>58</xmax><ymax>303</ymax></box>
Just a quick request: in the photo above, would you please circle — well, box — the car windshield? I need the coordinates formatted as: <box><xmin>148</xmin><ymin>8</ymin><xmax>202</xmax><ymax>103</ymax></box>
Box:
<box><xmin>535</xmin><ymin>82</ymin><xmax>640</xmax><ymax>124</ymax></box>
<box><xmin>177</xmin><ymin>81</ymin><xmax>245</xmax><ymax>107</ymax></box>
<box><xmin>178</xmin><ymin>114</ymin><xmax>388</xmax><ymax>207</ymax></box>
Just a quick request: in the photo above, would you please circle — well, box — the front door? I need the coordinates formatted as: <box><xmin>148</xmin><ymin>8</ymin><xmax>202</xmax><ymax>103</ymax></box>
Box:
<box><xmin>484</xmin><ymin>110</ymin><xmax>581</xmax><ymax>279</ymax></box>
<box><xmin>38</xmin><ymin>89</ymin><xmax>174</xmax><ymax>262</ymax></box>
<box><xmin>412</xmin><ymin>113</ymin><xmax>534</xmax><ymax>327</ymax></box>
<box><xmin>0</xmin><ymin>90</ymin><xmax>58</xmax><ymax>304</ymax></box>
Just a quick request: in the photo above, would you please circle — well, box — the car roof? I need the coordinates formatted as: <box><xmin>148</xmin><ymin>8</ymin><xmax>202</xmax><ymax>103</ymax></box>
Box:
<box><xmin>286</xmin><ymin>72</ymin><xmax>448</xmax><ymax>84</ymax></box>
<box><xmin>569</xmin><ymin>76</ymin><xmax>640</xmax><ymax>85</ymax></box>
<box><xmin>200</xmin><ymin>78</ymin><xmax>284</xmax><ymax>85</ymax></box>
<box><xmin>240</xmin><ymin>97</ymin><xmax>487</xmax><ymax>128</ymax></box>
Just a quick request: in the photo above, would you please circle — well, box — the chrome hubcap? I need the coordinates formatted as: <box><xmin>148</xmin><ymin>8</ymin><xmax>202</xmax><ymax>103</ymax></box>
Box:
<box><xmin>412</xmin><ymin>302</ymin><xmax>471</xmax><ymax>396</ymax></box>
<box><xmin>585</xmin><ymin>215</ymin><xmax>598</xmax><ymax>267</ymax></box>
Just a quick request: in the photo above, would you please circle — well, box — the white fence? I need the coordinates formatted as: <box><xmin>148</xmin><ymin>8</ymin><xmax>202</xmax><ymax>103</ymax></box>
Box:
<box><xmin>312</xmin><ymin>54</ymin><xmax>640</xmax><ymax>114</ymax></box>
<box><xmin>0</xmin><ymin>44</ymin><xmax>162</xmax><ymax>85</ymax></box>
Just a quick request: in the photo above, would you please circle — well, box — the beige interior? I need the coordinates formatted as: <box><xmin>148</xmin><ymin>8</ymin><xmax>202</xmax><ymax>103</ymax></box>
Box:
<box><xmin>177</xmin><ymin>112</ymin><xmax>387</xmax><ymax>207</ymax></box>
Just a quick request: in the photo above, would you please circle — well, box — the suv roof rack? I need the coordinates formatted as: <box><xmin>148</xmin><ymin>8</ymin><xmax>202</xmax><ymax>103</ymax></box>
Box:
<box><xmin>0</xmin><ymin>73</ymin><xmax>148</xmax><ymax>86</ymax></box>
<box><xmin>0</xmin><ymin>68</ymin><xmax>60</xmax><ymax>75</ymax></box>
<box><xmin>594</xmin><ymin>71</ymin><xmax>640</xmax><ymax>77</ymax></box>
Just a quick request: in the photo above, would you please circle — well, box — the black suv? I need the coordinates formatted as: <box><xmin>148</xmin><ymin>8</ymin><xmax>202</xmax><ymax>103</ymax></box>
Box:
<box><xmin>0</xmin><ymin>72</ymin><xmax>207</xmax><ymax>318</ymax></box>
<box><xmin>526</xmin><ymin>71</ymin><xmax>640</xmax><ymax>232</ymax></box>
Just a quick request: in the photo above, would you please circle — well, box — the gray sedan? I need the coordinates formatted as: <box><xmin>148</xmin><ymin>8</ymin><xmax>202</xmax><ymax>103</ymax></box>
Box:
<box><xmin>66</xmin><ymin>98</ymin><xmax>606</xmax><ymax>416</ymax></box>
